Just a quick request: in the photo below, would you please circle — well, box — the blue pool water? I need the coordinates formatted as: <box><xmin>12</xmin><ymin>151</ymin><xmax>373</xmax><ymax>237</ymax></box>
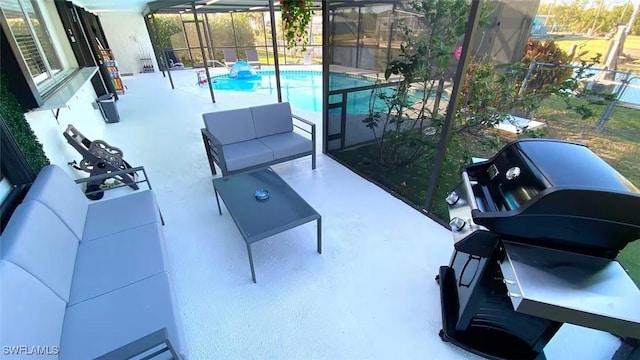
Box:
<box><xmin>211</xmin><ymin>70</ymin><xmax>405</xmax><ymax>113</ymax></box>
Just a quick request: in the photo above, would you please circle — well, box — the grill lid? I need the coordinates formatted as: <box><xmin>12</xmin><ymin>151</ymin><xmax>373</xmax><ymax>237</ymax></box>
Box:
<box><xmin>517</xmin><ymin>140</ymin><xmax>639</xmax><ymax>193</ymax></box>
<box><xmin>455</xmin><ymin>139</ymin><xmax>640</xmax><ymax>258</ymax></box>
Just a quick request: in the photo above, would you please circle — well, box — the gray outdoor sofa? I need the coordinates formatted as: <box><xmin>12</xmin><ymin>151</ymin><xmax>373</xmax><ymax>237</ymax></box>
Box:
<box><xmin>200</xmin><ymin>102</ymin><xmax>316</xmax><ymax>176</ymax></box>
<box><xmin>0</xmin><ymin>164</ymin><xmax>187</xmax><ymax>359</ymax></box>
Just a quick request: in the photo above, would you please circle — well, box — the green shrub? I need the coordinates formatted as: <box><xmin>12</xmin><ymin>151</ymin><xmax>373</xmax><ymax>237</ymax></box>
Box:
<box><xmin>456</xmin><ymin>59</ymin><xmax>520</xmax><ymax>134</ymax></box>
<box><xmin>0</xmin><ymin>75</ymin><xmax>49</xmax><ymax>174</ymax></box>
<box><xmin>520</xmin><ymin>38</ymin><xmax>573</xmax><ymax>96</ymax></box>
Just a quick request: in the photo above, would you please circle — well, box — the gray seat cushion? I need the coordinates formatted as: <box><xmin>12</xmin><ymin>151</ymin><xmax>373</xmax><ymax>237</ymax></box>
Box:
<box><xmin>250</xmin><ymin>102</ymin><xmax>294</xmax><ymax>138</ymax></box>
<box><xmin>1</xmin><ymin>200</ymin><xmax>79</xmax><ymax>302</ymax></box>
<box><xmin>222</xmin><ymin>139</ymin><xmax>274</xmax><ymax>172</ymax></box>
<box><xmin>203</xmin><ymin>108</ymin><xmax>256</xmax><ymax>145</ymax></box>
<box><xmin>83</xmin><ymin>190</ymin><xmax>161</xmax><ymax>241</ymax></box>
<box><xmin>69</xmin><ymin>222</ymin><xmax>169</xmax><ymax>305</ymax></box>
<box><xmin>61</xmin><ymin>272</ymin><xmax>184</xmax><ymax>360</ymax></box>
<box><xmin>1</xmin><ymin>260</ymin><xmax>66</xmax><ymax>356</ymax></box>
<box><xmin>258</xmin><ymin>132</ymin><xmax>312</xmax><ymax>160</ymax></box>
<box><xmin>24</xmin><ymin>164</ymin><xmax>88</xmax><ymax>239</ymax></box>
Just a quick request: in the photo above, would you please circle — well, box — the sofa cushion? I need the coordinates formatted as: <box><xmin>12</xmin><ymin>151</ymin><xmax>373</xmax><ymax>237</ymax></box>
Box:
<box><xmin>222</xmin><ymin>139</ymin><xmax>274</xmax><ymax>172</ymax></box>
<box><xmin>1</xmin><ymin>200</ymin><xmax>79</xmax><ymax>302</ymax></box>
<box><xmin>257</xmin><ymin>132</ymin><xmax>312</xmax><ymax>160</ymax></box>
<box><xmin>83</xmin><ymin>190</ymin><xmax>161</xmax><ymax>242</ymax></box>
<box><xmin>24</xmin><ymin>164</ymin><xmax>88</xmax><ymax>239</ymax></box>
<box><xmin>61</xmin><ymin>272</ymin><xmax>185</xmax><ymax>360</ymax></box>
<box><xmin>250</xmin><ymin>102</ymin><xmax>294</xmax><ymax>138</ymax></box>
<box><xmin>203</xmin><ymin>108</ymin><xmax>256</xmax><ymax>145</ymax></box>
<box><xmin>1</xmin><ymin>260</ymin><xmax>66</xmax><ymax>356</ymax></box>
<box><xmin>69</xmin><ymin>222</ymin><xmax>169</xmax><ymax>305</ymax></box>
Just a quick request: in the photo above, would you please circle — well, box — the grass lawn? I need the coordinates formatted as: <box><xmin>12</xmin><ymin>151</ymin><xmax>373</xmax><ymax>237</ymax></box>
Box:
<box><xmin>332</xmin><ymin>94</ymin><xmax>640</xmax><ymax>285</ymax></box>
<box><xmin>554</xmin><ymin>35</ymin><xmax>640</xmax><ymax>57</ymax></box>
<box><xmin>553</xmin><ymin>35</ymin><xmax>640</xmax><ymax>72</ymax></box>
<box><xmin>536</xmin><ymin>95</ymin><xmax>640</xmax><ymax>187</ymax></box>
<box><xmin>253</xmin><ymin>48</ymin><xmax>322</xmax><ymax>65</ymax></box>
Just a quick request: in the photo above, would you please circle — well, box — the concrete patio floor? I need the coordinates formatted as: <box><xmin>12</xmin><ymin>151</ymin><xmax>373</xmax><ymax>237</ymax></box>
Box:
<box><xmin>27</xmin><ymin>70</ymin><xmax>622</xmax><ymax>359</ymax></box>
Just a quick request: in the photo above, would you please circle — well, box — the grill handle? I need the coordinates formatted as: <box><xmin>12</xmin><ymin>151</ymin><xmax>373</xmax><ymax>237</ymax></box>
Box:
<box><xmin>461</xmin><ymin>170</ymin><xmax>479</xmax><ymax>212</ymax></box>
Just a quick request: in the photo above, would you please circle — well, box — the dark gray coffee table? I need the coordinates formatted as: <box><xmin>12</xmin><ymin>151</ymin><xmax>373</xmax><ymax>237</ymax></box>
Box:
<box><xmin>212</xmin><ymin>167</ymin><xmax>321</xmax><ymax>282</ymax></box>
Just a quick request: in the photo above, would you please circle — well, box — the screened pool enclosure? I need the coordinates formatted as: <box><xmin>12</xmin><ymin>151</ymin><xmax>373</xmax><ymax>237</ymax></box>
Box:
<box><xmin>144</xmin><ymin>0</ymin><xmax>541</xmax><ymax>223</ymax></box>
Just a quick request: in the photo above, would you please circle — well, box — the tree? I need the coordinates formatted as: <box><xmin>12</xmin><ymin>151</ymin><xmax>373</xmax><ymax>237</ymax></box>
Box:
<box><xmin>207</xmin><ymin>13</ymin><xmax>257</xmax><ymax>60</ymax></box>
<box><xmin>151</xmin><ymin>15</ymin><xmax>182</xmax><ymax>53</ymax></box>
<box><xmin>520</xmin><ymin>39</ymin><xmax>573</xmax><ymax>98</ymax></box>
<box><xmin>537</xmin><ymin>0</ymin><xmax>635</xmax><ymax>35</ymax></box>
<box><xmin>363</xmin><ymin>0</ymin><xmax>470</xmax><ymax>167</ymax></box>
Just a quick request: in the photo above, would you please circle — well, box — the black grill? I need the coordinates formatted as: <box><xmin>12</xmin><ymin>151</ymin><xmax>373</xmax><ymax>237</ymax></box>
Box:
<box><xmin>437</xmin><ymin>139</ymin><xmax>640</xmax><ymax>360</ymax></box>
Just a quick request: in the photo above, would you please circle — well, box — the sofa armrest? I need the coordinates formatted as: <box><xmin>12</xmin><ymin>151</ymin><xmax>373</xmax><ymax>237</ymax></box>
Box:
<box><xmin>94</xmin><ymin>328</ymin><xmax>182</xmax><ymax>360</ymax></box>
<box><xmin>201</xmin><ymin>127</ymin><xmax>225</xmax><ymax>151</ymax></box>
<box><xmin>75</xmin><ymin>166</ymin><xmax>165</xmax><ymax>225</ymax></box>
<box><xmin>292</xmin><ymin>114</ymin><xmax>315</xmax><ymax>129</ymax></box>
<box><xmin>292</xmin><ymin>115</ymin><xmax>315</xmax><ymax>139</ymax></box>
<box><xmin>74</xmin><ymin>166</ymin><xmax>153</xmax><ymax>194</ymax></box>
<box><xmin>201</xmin><ymin>127</ymin><xmax>228</xmax><ymax>175</ymax></box>
<box><xmin>292</xmin><ymin>115</ymin><xmax>316</xmax><ymax>170</ymax></box>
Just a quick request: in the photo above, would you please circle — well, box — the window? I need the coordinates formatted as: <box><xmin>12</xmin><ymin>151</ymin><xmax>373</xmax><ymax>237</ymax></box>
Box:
<box><xmin>0</xmin><ymin>0</ymin><xmax>69</xmax><ymax>94</ymax></box>
<box><xmin>0</xmin><ymin>171</ymin><xmax>12</xmax><ymax>206</ymax></box>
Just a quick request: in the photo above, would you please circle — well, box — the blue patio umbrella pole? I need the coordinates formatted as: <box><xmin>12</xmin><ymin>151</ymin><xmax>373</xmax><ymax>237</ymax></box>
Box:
<box><xmin>268</xmin><ymin>0</ymin><xmax>283</xmax><ymax>103</ymax></box>
<box><xmin>192</xmin><ymin>1</ymin><xmax>216</xmax><ymax>103</ymax></box>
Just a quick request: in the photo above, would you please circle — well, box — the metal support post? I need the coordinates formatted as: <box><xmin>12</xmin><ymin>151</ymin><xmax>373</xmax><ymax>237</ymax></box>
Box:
<box><xmin>518</xmin><ymin>60</ymin><xmax>537</xmax><ymax>97</ymax></box>
<box><xmin>269</xmin><ymin>0</ymin><xmax>283</xmax><ymax>102</ymax></box>
<box><xmin>424</xmin><ymin>0</ymin><xmax>483</xmax><ymax>211</ymax></box>
<box><xmin>597</xmin><ymin>71</ymin><xmax>634</xmax><ymax>130</ymax></box>
<box><xmin>151</xmin><ymin>13</ymin><xmax>174</xmax><ymax>89</ymax></box>
<box><xmin>192</xmin><ymin>2</ymin><xmax>216</xmax><ymax>103</ymax></box>
<box><xmin>322</xmin><ymin>2</ymin><xmax>330</xmax><ymax>153</ymax></box>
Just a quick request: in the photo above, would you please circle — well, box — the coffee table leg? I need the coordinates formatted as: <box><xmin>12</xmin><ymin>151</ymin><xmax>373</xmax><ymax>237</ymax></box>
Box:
<box><xmin>214</xmin><ymin>187</ymin><xmax>222</xmax><ymax>215</ymax></box>
<box><xmin>246</xmin><ymin>243</ymin><xmax>257</xmax><ymax>283</ymax></box>
<box><xmin>317</xmin><ymin>216</ymin><xmax>322</xmax><ymax>254</ymax></box>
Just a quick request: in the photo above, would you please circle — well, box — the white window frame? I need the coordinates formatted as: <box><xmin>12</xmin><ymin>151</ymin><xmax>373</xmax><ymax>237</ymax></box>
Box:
<box><xmin>1</xmin><ymin>0</ymin><xmax>71</xmax><ymax>95</ymax></box>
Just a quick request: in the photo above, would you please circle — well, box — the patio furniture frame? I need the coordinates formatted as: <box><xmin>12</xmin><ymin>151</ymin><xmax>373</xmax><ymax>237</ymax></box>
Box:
<box><xmin>201</xmin><ymin>114</ymin><xmax>316</xmax><ymax>176</ymax></box>
<box><xmin>74</xmin><ymin>166</ymin><xmax>165</xmax><ymax>225</ymax></box>
<box><xmin>95</xmin><ymin>328</ymin><xmax>180</xmax><ymax>360</ymax></box>
<box><xmin>212</xmin><ymin>167</ymin><xmax>321</xmax><ymax>283</ymax></box>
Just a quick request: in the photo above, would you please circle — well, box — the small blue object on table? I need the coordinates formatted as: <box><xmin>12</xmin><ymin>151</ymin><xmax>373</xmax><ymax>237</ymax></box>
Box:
<box><xmin>255</xmin><ymin>189</ymin><xmax>270</xmax><ymax>201</ymax></box>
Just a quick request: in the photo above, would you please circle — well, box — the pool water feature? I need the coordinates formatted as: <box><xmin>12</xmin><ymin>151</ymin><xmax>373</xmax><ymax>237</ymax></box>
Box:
<box><xmin>212</xmin><ymin>70</ymin><xmax>324</xmax><ymax>112</ymax></box>
<box><xmin>228</xmin><ymin>61</ymin><xmax>260</xmax><ymax>80</ymax></box>
<box><xmin>211</xmin><ymin>70</ymin><xmax>431</xmax><ymax>114</ymax></box>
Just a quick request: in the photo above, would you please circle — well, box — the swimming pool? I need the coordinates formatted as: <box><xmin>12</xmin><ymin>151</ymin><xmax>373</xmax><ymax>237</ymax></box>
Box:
<box><xmin>211</xmin><ymin>70</ymin><xmax>403</xmax><ymax>113</ymax></box>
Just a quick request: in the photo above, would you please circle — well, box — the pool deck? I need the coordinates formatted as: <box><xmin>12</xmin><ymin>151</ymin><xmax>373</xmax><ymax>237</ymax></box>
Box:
<box><xmin>27</xmin><ymin>70</ymin><xmax>624</xmax><ymax>360</ymax></box>
<box><xmin>170</xmin><ymin>64</ymin><xmax>400</xmax><ymax>87</ymax></box>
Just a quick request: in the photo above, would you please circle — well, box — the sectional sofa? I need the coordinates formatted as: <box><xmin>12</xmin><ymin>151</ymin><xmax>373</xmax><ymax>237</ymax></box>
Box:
<box><xmin>200</xmin><ymin>102</ymin><xmax>316</xmax><ymax>176</ymax></box>
<box><xmin>0</xmin><ymin>165</ymin><xmax>187</xmax><ymax>359</ymax></box>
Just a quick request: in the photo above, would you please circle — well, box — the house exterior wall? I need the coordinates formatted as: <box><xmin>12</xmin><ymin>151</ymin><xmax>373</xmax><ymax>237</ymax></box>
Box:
<box><xmin>2</xmin><ymin>2</ymin><xmax>156</xmax><ymax>179</ymax></box>
<box><xmin>1</xmin><ymin>0</ymin><xmax>107</xmax><ymax>178</ymax></box>
<box><xmin>97</xmin><ymin>11</ymin><xmax>159</xmax><ymax>75</ymax></box>
<box><xmin>38</xmin><ymin>0</ymin><xmax>78</xmax><ymax>69</ymax></box>
<box><xmin>24</xmin><ymin>80</ymin><xmax>106</xmax><ymax>178</ymax></box>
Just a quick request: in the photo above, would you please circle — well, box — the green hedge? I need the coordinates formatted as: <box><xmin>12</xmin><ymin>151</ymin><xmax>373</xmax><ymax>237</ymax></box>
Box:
<box><xmin>0</xmin><ymin>75</ymin><xmax>49</xmax><ymax>173</ymax></box>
